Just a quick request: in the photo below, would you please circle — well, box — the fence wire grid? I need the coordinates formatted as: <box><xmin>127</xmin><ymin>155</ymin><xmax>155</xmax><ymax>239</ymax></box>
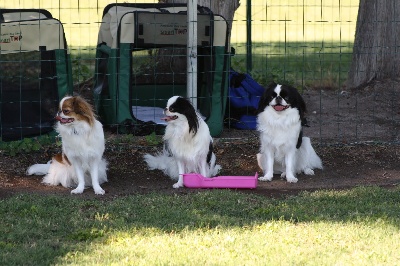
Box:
<box><xmin>1</xmin><ymin>0</ymin><xmax>399</xmax><ymax>145</ymax></box>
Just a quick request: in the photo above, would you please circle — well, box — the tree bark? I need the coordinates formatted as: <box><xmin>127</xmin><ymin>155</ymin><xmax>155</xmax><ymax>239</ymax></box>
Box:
<box><xmin>346</xmin><ymin>0</ymin><xmax>400</xmax><ymax>89</ymax></box>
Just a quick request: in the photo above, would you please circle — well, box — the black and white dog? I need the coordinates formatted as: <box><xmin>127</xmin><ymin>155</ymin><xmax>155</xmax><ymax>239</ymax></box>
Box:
<box><xmin>144</xmin><ymin>96</ymin><xmax>221</xmax><ymax>188</ymax></box>
<box><xmin>256</xmin><ymin>82</ymin><xmax>322</xmax><ymax>183</ymax></box>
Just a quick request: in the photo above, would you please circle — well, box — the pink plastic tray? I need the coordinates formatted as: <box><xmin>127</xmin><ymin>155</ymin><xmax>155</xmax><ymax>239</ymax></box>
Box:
<box><xmin>183</xmin><ymin>173</ymin><xmax>258</xmax><ymax>189</ymax></box>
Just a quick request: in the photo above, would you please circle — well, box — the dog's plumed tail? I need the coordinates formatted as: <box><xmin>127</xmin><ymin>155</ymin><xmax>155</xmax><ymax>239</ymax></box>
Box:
<box><xmin>143</xmin><ymin>152</ymin><xmax>179</xmax><ymax>180</ymax></box>
<box><xmin>297</xmin><ymin>137</ymin><xmax>323</xmax><ymax>172</ymax></box>
<box><xmin>143</xmin><ymin>151</ymin><xmax>221</xmax><ymax>180</ymax></box>
<box><xmin>42</xmin><ymin>159</ymin><xmax>77</xmax><ymax>187</ymax></box>
<box><xmin>26</xmin><ymin>162</ymin><xmax>51</xmax><ymax>176</ymax></box>
<box><xmin>27</xmin><ymin>158</ymin><xmax>107</xmax><ymax>188</ymax></box>
<box><xmin>26</xmin><ymin>161</ymin><xmax>74</xmax><ymax>187</ymax></box>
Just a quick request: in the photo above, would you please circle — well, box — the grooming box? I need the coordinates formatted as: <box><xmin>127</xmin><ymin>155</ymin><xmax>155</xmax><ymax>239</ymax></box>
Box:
<box><xmin>183</xmin><ymin>173</ymin><xmax>258</xmax><ymax>189</ymax></box>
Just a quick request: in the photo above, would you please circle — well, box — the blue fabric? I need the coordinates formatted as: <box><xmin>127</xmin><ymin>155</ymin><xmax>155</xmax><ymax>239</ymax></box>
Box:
<box><xmin>231</xmin><ymin>115</ymin><xmax>258</xmax><ymax>130</ymax></box>
<box><xmin>229</xmin><ymin>70</ymin><xmax>264</xmax><ymax>109</ymax></box>
<box><xmin>228</xmin><ymin>70</ymin><xmax>264</xmax><ymax>129</ymax></box>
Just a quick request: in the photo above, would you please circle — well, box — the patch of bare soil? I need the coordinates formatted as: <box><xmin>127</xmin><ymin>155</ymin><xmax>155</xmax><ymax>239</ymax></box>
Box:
<box><xmin>1</xmin><ymin>81</ymin><xmax>400</xmax><ymax>199</ymax></box>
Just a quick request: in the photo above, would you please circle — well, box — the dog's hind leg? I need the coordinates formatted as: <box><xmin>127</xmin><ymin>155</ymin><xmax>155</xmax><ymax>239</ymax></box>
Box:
<box><xmin>302</xmin><ymin>168</ymin><xmax>315</xmax><ymax>175</ymax></box>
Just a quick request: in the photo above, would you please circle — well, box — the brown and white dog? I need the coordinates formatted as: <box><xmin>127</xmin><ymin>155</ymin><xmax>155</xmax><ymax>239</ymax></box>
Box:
<box><xmin>27</xmin><ymin>96</ymin><xmax>107</xmax><ymax>194</ymax></box>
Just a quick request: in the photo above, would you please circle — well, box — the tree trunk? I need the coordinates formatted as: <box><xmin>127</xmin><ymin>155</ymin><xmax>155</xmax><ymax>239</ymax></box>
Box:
<box><xmin>346</xmin><ymin>0</ymin><xmax>400</xmax><ymax>89</ymax></box>
<box><xmin>197</xmin><ymin>0</ymin><xmax>240</xmax><ymax>43</ymax></box>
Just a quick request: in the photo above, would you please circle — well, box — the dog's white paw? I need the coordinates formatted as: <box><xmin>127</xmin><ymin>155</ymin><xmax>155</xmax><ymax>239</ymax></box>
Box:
<box><xmin>173</xmin><ymin>182</ymin><xmax>183</xmax><ymax>188</ymax></box>
<box><xmin>94</xmin><ymin>187</ymin><xmax>105</xmax><ymax>195</ymax></box>
<box><xmin>285</xmin><ymin>174</ymin><xmax>298</xmax><ymax>183</ymax></box>
<box><xmin>71</xmin><ymin>187</ymin><xmax>84</xmax><ymax>194</ymax></box>
<box><xmin>303</xmin><ymin>168</ymin><xmax>315</xmax><ymax>175</ymax></box>
<box><xmin>258</xmin><ymin>175</ymin><xmax>273</xmax><ymax>181</ymax></box>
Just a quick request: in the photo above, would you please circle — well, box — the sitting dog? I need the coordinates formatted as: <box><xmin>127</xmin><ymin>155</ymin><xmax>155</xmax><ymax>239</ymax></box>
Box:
<box><xmin>27</xmin><ymin>96</ymin><xmax>108</xmax><ymax>194</ymax></box>
<box><xmin>256</xmin><ymin>82</ymin><xmax>322</xmax><ymax>183</ymax></box>
<box><xmin>144</xmin><ymin>96</ymin><xmax>221</xmax><ymax>188</ymax></box>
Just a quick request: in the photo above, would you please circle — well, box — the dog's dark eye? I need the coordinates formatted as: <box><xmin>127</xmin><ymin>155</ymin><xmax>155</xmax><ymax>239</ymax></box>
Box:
<box><xmin>62</xmin><ymin>109</ymin><xmax>70</xmax><ymax>115</ymax></box>
<box><xmin>284</xmin><ymin>96</ymin><xmax>290</xmax><ymax>101</ymax></box>
<box><xmin>169</xmin><ymin>107</ymin><xmax>174</xmax><ymax>112</ymax></box>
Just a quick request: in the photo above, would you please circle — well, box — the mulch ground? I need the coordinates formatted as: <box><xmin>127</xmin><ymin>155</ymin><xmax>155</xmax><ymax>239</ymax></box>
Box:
<box><xmin>1</xmin><ymin>81</ymin><xmax>400</xmax><ymax>199</ymax></box>
<box><xmin>1</xmin><ymin>136</ymin><xmax>399</xmax><ymax>200</ymax></box>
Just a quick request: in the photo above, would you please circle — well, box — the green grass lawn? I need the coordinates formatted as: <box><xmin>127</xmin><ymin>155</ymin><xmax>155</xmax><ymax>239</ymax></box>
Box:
<box><xmin>231</xmin><ymin>41</ymin><xmax>354</xmax><ymax>89</ymax></box>
<box><xmin>69</xmin><ymin>40</ymin><xmax>354</xmax><ymax>91</ymax></box>
<box><xmin>1</xmin><ymin>186</ymin><xmax>399</xmax><ymax>265</ymax></box>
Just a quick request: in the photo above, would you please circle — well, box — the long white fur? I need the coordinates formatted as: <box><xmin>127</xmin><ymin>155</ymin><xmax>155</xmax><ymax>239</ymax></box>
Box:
<box><xmin>257</xmin><ymin>85</ymin><xmax>322</xmax><ymax>183</ymax></box>
<box><xmin>26</xmin><ymin>96</ymin><xmax>108</xmax><ymax>194</ymax></box>
<box><xmin>26</xmin><ymin>162</ymin><xmax>51</xmax><ymax>176</ymax></box>
<box><xmin>144</xmin><ymin>147</ymin><xmax>219</xmax><ymax>180</ymax></box>
<box><xmin>144</xmin><ymin>96</ymin><xmax>221</xmax><ymax>188</ymax></box>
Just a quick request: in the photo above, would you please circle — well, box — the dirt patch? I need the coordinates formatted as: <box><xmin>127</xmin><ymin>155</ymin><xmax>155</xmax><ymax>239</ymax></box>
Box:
<box><xmin>1</xmin><ymin>139</ymin><xmax>399</xmax><ymax>199</ymax></box>
<box><xmin>1</xmin><ymin>81</ymin><xmax>400</xmax><ymax>199</ymax></box>
<box><xmin>303</xmin><ymin>79</ymin><xmax>400</xmax><ymax>144</ymax></box>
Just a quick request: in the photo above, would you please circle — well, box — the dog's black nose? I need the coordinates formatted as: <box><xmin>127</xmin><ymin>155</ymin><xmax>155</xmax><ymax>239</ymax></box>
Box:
<box><xmin>276</xmin><ymin>95</ymin><xmax>282</xmax><ymax>103</ymax></box>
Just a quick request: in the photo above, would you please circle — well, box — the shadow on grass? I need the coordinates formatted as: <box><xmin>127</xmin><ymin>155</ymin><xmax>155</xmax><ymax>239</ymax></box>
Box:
<box><xmin>0</xmin><ymin>185</ymin><xmax>398</xmax><ymax>265</ymax></box>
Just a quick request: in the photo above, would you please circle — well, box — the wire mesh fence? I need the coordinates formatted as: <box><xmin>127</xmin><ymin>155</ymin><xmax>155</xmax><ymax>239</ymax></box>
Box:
<box><xmin>1</xmin><ymin>0</ymin><xmax>398</xmax><ymax>145</ymax></box>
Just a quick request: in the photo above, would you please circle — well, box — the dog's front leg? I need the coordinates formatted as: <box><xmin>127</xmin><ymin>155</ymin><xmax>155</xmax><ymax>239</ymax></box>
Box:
<box><xmin>259</xmin><ymin>150</ymin><xmax>274</xmax><ymax>181</ymax></box>
<box><xmin>90</xmin><ymin>160</ymin><xmax>105</xmax><ymax>195</ymax></box>
<box><xmin>173</xmin><ymin>160</ymin><xmax>184</xmax><ymax>188</ymax></box>
<box><xmin>284</xmin><ymin>150</ymin><xmax>298</xmax><ymax>183</ymax></box>
<box><xmin>71</xmin><ymin>166</ymin><xmax>85</xmax><ymax>194</ymax></box>
<box><xmin>200</xmin><ymin>159</ymin><xmax>208</xmax><ymax>178</ymax></box>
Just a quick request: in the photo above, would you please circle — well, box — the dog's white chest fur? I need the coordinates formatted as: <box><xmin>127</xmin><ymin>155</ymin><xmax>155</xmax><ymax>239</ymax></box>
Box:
<box><xmin>164</xmin><ymin>118</ymin><xmax>210</xmax><ymax>161</ymax></box>
<box><xmin>57</xmin><ymin>120</ymin><xmax>105</xmax><ymax>165</ymax></box>
<box><xmin>257</xmin><ymin>106</ymin><xmax>301</xmax><ymax>152</ymax></box>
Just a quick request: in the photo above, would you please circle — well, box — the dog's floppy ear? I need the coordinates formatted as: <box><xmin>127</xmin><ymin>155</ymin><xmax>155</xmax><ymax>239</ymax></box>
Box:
<box><xmin>257</xmin><ymin>81</ymin><xmax>277</xmax><ymax>114</ymax></box>
<box><xmin>292</xmin><ymin>87</ymin><xmax>307</xmax><ymax>121</ymax></box>
<box><xmin>73</xmin><ymin>96</ymin><xmax>96</xmax><ymax>126</ymax></box>
<box><xmin>282</xmin><ymin>85</ymin><xmax>307</xmax><ymax>120</ymax></box>
<box><xmin>296</xmin><ymin>129</ymin><xmax>303</xmax><ymax>149</ymax></box>
<box><xmin>175</xmin><ymin>97</ymin><xmax>199</xmax><ymax>135</ymax></box>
